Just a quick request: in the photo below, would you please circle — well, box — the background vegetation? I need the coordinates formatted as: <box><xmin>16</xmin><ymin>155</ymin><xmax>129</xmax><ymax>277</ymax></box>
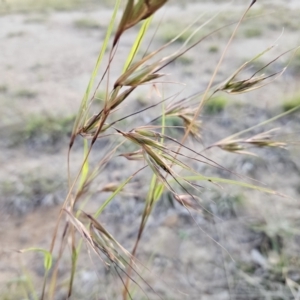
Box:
<box><xmin>1</xmin><ymin>0</ymin><xmax>300</xmax><ymax>299</ymax></box>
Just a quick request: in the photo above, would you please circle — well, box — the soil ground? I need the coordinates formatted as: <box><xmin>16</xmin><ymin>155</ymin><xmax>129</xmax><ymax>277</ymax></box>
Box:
<box><xmin>1</xmin><ymin>1</ymin><xmax>300</xmax><ymax>299</ymax></box>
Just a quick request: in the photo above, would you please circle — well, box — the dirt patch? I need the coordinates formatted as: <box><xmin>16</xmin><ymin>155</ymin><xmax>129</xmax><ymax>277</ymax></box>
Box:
<box><xmin>1</xmin><ymin>1</ymin><xmax>300</xmax><ymax>299</ymax></box>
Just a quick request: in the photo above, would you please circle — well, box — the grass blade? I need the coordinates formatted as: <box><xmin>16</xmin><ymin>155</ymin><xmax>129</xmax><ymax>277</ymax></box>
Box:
<box><xmin>70</xmin><ymin>0</ymin><xmax>121</xmax><ymax>147</ymax></box>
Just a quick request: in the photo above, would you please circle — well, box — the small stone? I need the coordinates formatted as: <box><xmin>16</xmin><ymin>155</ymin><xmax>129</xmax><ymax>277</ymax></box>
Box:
<box><xmin>41</xmin><ymin>194</ymin><xmax>56</xmax><ymax>207</ymax></box>
<box><xmin>251</xmin><ymin>249</ymin><xmax>268</xmax><ymax>269</ymax></box>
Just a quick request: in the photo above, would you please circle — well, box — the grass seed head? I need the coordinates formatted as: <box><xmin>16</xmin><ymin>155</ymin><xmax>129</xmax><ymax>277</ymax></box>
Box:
<box><xmin>244</xmin><ymin>129</ymin><xmax>286</xmax><ymax>148</ymax></box>
<box><xmin>165</xmin><ymin>106</ymin><xmax>202</xmax><ymax>139</ymax></box>
<box><xmin>220</xmin><ymin>142</ymin><xmax>245</xmax><ymax>153</ymax></box>
<box><xmin>113</xmin><ymin>0</ymin><xmax>168</xmax><ymax>46</ymax></box>
<box><xmin>115</xmin><ymin>63</ymin><xmax>164</xmax><ymax>87</ymax></box>
<box><xmin>220</xmin><ymin>74</ymin><xmax>269</xmax><ymax>94</ymax></box>
<box><xmin>174</xmin><ymin>194</ymin><xmax>200</xmax><ymax>210</ymax></box>
<box><xmin>218</xmin><ymin>129</ymin><xmax>286</xmax><ymax>154</ymax></box>
<box><xmin>107</xmin><ymin>87</ymin><xmax>135</xmax><ymax>110</ymax></box>
<box><xmin>119</xmin><ymin>150</ymin><xmax>144</xmax><ymax>161</ymax></box>
<box><xmin>100</xmin><ymin>182</ymin><xmax>121</xmax><ymax>193</ymax></box>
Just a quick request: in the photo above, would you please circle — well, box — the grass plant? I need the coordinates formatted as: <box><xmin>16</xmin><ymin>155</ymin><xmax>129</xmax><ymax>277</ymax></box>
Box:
<box><xmin>24</xmin><ymin>15</ymin><xmax>48</xmax><ymax>23</ymax></box>
<box><xmin>243</xmin><ymin>26</ymin><xmax>263</xmax><ymax>38</ymax></box>
<box><xmin>208</xmin><ymin>44</ymin><xmax>219</xmax><ymax>53</ymax></box>
<box><xmin>290</xmin><ymin>50</ymin><xmax>300</xmax><ymax>75</ymax></box>
<box><xmin>9</xmin><ymin>0</ymin><xmax>300</xmax><ymax>299</ymax></box>
<box><xmin>73</xmin><ymin>18</ymin><xmax>102</xmax><ymax>30</ymax></box>
<box><xmin>8</xmin><ymin>114</ymin><xmax>75</xmax><ymax>147</ymax></box>
<box><xmin>0</xmin><ymin>85</ymin><xmax>8</xmax><ymax>93</ymax></box>
<box><xmin>0</xmin><ymin>0</ymin><xmax>98</xmax><ymax>14</ymax></box>
<box><xmin>159</xmin><ymin>22</ymin><xmax>196</xmax><ymax>44</ymax></box>
<box><xmin>282</xmin><ymin>94</ymin><xmax>300</xmax><ymax>112</ymax></box>
<box><xmin>6</xmin><ymin>31</ymin><xmax>27</xmax><ymax>38</ymax></box>
<box><xmin>15</xmin><ymin>88</ymin><xmax>37</xmax><ymax>98</ymax></box>
<box><xmin>205</xmin><ymin>95</ymin><xmax>228</xmax><ymax>114</ymax></box>
<box><xmin>175</xmin><ymin>55</ymin><xmax>194</xmax><ymax>65</ymax></box>
<box><xmin>1</xmin><ymin>172</ymin><xmax>62</xmax><ymax>213</ymax></box>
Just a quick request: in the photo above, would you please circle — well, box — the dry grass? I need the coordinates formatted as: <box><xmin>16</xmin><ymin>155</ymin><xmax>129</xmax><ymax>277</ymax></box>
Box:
<box><xmin>4</xmin><ymin>0</ymin><xmax>300</xmax><ymax>299</ymax></box>
<box><xmin>0</xmin><ymin>0</ymin><xmax>98</xmax><ymax>13</ymax></box>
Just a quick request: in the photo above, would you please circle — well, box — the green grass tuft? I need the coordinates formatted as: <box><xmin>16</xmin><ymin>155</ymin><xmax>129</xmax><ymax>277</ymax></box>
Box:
<box><xmin>24</xmin><ymin>15</ymin><xmax>48</xmax><ymax>23</ymax></box>
<box><xmin>0</xmin><ymin>84</ymin><xmax>8</xmax><ymax>93</ymax></box>
<box><xmin>282</xmin><ymin>94</ymin><xmax>300</xmax><ymax>112</ymax></box>
<box><xmin>6</xmin><ymin>31</ymin><xmax>27</xmax><ymax>38</ymax></box>
<box><xmin>1</xmin><ymin>172</ymin><xmax>63</xmax><ymax>213</ymax></box>
<box><xmin>7</xmin><ymin>114</ymin><xmax>76</xmax><ymax>148</ymax></box>
<box><xmin>159</xmin><ymin>22</ymin><xmax>195</xmax><ymax>44</ymax></box>
<box><xmin>15</xmin><ymin>88</ymin><xmax>38</xmax><ymax>98</ymax></box>
<box><xmin>74</xmin><ymin>18</ymin><xmax>102</xmax><ymax>30</ymax></box>
<box><xmin>176</xmin><ymin>55</ymin><xmax>193</xmax><ymax>65</ymax></box>
<box><xmin>0</xmin><ymin>0</ymin><xmax>98</xmax><ymax>14</ymax></box>
<box><xmin>243</xmin><ymin>27</ymin><xmax>263</xmax><ymax>38</ymax></box>
<box><xmin>289</xmin><ymin>51</ymin><xmax>300</xmax><ymax>75</ymax></box>
<box><xmin>208</xmin><ymin>45</ymin><xmax>219</xmax><ymax>53</ymax></box>
<box><xmin>24</xmin><ymin>114</ymin><xmax>75</xmax><ymax>141</ymax></box>
<box><xmin>205</xmin><ymin>95</ymin><xmax>228</xmax><ymax>114</ymax></box>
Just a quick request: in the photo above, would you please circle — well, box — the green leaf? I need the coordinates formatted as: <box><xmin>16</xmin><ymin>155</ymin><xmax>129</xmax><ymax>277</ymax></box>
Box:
<box><xmin>182</xmin><ymin>175</ymin><xmax>285</xmax><ymax>196</ymax></box>
<box><xmin>123</xmin><ymin>16</ymin><xmax>153</xmax><ymax>72</ymax></box>
<box><xmin>79</xmin><ymin>139</ymin><xmax>89</xmax><ymax>190</ymax></box>
<box><xmin>94</xmin><ymin>170</ymin><xmax>140</xmax><ymax>217</ymax></box>
<box><xmin>71</xmin><ymin>0</ymin><xmax>121</xmax><ymax>143</ymax></box>
<box><xmin>20</xmin><ymin>248</ymin><xmax>53</xmax><ymax>271</ymax></box>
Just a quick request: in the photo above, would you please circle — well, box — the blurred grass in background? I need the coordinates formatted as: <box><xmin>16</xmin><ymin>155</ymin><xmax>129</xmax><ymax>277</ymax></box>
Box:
<box><xmin>0</xmin><ymin>0</ymin><xmax>114</xmax><ymax>13</ymax></box>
